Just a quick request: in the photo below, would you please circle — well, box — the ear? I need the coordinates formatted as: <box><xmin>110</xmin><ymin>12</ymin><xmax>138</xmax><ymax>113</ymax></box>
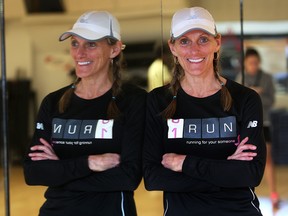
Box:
<box><xmin>214</xmin><ymin>34</ymin><xmax>221</xmax><ymax>52</ymax></box>
<box><xmin>168</xmin><ymin>39</ymin><xmax>178</xmax><ymax>57</ymax></box>
<box><xmin>110</xmin><ymin>41</ymin><xmax>122</xmax><ymax>58</ymax></box>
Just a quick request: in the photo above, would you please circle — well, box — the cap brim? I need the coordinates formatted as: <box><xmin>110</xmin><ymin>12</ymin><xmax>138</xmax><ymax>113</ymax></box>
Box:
<box><xmin>59</xmin><ymin>28</ymin><xmax>110</xmax><ymax>41</ymax></box>
<box><xmin>172</xmin><ymin>22</ymin><xmax>217</xmax><ymax>39</ymax></box>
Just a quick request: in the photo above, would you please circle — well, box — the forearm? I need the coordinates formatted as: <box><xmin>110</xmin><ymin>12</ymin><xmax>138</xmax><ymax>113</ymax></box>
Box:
<box><xmin>61</xmin><ymin>162</ymin><xmax>142</xmax><ymax>192</ymax></box>
<box><xmin>144</xmin><ymin>163</ymin><xmax>219</xmax><ymax>192</ymax></box>
<box><xmin>182</xmin><ymin>156</ymin><xmax>265</xmax><ymax>188</ymax></box>
<box><xmin>23</xmin><ymin>156</ymin><xmax>91</xmax><ymax>187</ymax></box>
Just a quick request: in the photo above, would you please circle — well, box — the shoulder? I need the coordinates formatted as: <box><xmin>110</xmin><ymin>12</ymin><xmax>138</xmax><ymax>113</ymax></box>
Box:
<box><xmin>120</xmin><ymin>83</ymin><xmax>147</xmax><ymax>98</ymax></box>
<box><xmin>226</xmin><ymin>79</ymin><xmax>257</xmax><ymax>96</ymax></box>
<box><xmin>149</xmin><ymin>85</ymin><xmax>171</xmax><ymax>98</ymax></box>
<box><xmin>37</xmin><ymin>84</ymin><xmax>72</xmax><ymax>114</ymax></box>
<box><xmin>226</xmin><ymin>79</ymin><xmax>262</xmax><ymax>106</ymax></box>
<box><xmin>147</xmin><ymin>85</ymin><xmax>172</xmax><ymax>111</ymax></box>
<box><xmin>43</xmin><ymin>85</ymin><xmax>72</xmax><ymax>103</ymax></box>
<box><xmin>118</xmin><ymin>84</ymin><xmax>147</xmax><ymax>107</ymax></box>
<box><xmin>40</xmin><ymin>85</ymin><xmax>72</xmax><ymax>109</ymax></box>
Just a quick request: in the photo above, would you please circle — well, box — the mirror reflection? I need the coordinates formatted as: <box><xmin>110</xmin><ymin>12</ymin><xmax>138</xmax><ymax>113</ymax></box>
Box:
<box><xmin>1</xmin><ymin>1</ymin><xmax>288</xmax><ymax>216</ymax></box>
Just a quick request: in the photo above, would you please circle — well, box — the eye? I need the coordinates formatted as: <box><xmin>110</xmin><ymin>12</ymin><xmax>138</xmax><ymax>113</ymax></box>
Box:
<box><xmin>198</xmin><ymin>36</ymin><xmax>209</xmax><ymax>44</ymax></box>
<box><xmin>179</xmin><ymin>38</ymin><xmax>191</xmax><ymax>46</ymax></box>
<box><xmin>86</xmin><ymin>42</ymin><xmax>97</xmax><ymax>48</ymax></box>
<box><xmin>71</xmin><ymin>40</ymin><xmax>78</xmax><ymax>48</ymax></box>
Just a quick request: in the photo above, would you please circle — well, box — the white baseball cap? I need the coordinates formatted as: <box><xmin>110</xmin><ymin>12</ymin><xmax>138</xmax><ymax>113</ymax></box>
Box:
<box><xmin>171</xmin><ymin>7</ymin><xmax>217</xmax><ymax>39</ymax></box>
<box><xmin>59</xmin><ymin>11</ymin><xmax>121</xmax><ymax>41</ymax></box>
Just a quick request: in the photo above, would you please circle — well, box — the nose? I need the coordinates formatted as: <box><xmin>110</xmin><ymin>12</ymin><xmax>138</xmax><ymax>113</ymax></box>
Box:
<box><xmin>189</xmin><ymin>41</ymin><xmax>200</xmax><ymax>51</ymax></box>
<box><xmin>75</xmin><ymin>45</ymin><xmax>86</xmax><ymax>58</ymax></box>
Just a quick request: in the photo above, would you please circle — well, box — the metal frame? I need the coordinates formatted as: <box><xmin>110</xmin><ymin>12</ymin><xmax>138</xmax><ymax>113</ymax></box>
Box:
<box><xmin>0</xmin><ymin>0</ymin><xmax>10</xmax><ymax>215</ymax></box>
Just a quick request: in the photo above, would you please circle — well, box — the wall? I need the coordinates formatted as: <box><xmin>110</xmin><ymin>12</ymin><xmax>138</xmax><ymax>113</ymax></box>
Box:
<box><xmin>3</xmin><ymin>0</ymin><xmax>288</xmax><ymax>107</ymax></box>
<box><xmin>6</xmin><ymin>22</ymin><xmax>32</xmax><ymax>79</ymax></box>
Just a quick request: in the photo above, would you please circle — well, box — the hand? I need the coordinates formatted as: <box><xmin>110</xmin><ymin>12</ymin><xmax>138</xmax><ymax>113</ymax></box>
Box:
<box><xmin>88</xmin><ymin>153</ymin><xmax>120</xmax><ymax>172</ymax></box>
<box><xmin>227</xmin><ymin>137</ymin><xmax>257</xmax><ymax>161</ymax></box>
<box><xmin>162</xmin><ymin>153</ymin><xmax>186</xmax><ymax>172</ymax></box>
<box><xmin>29</xmin><ymin>138</ymin><xmax>59</xmax><ymax>161</ymax></box>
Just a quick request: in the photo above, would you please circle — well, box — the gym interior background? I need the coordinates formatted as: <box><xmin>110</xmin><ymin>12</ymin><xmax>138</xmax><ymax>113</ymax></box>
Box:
<box><xmin>1</xmin><ymin>0</ymin><xmax>288</xmax><ymax>215</ymax></box>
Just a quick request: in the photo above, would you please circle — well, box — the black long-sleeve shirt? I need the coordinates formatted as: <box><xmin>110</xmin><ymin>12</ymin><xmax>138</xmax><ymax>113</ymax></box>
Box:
<box><xmin>24</xmin><ymin>84</ymin><xmax>146</xmax><ymax>216</ymax></box>
<box><xmin>143</xmin><ymin>79</ymin><xmax>266</xmax><ymax>216</ymax></box>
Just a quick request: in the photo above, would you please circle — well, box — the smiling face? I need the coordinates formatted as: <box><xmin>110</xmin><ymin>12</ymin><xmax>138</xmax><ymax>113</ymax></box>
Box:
<box><xmin>169</xmin><ymin>30</ymin><xmax>221</xmax><ymax>78</ymax></box>
<box><xmin>70</xmin><ymin>36</ymin><xmax>121</xmax><ymax>80</ymax></box>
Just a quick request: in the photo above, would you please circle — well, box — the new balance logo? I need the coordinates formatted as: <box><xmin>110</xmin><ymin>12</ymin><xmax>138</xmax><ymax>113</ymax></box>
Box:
<box><xmin>36</xmin><ymin>122</ymin><xmax>44</xmax><ymax>130</ymax></box>
<box><xmin>247</xmin><ymin>121</ymin><xmax>258</xmax><ymax>128</ymax></box>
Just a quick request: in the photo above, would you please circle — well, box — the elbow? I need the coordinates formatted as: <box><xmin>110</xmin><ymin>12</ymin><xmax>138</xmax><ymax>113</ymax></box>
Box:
<box><xmin>23</xmin><ymin>162</ymin><xmax>59</xmax><ymax>187</ymax></box>
<box><xmin>23</xmin><ymin>167</ymin><xmax>40</xmax><ymax>186</ymax></box>
<box><xmin>23</xmin><ymin>162</ymin><xmax>37</xmax><ymax>186</ymax></box>
<box><xmin>253</xmin><ymin>172</ymin><xmax>264</xmax><ymax>187</ymax></box>
<box><xmin>121</xmin><ymin>164</ymin><xmax>142</xmax><ymax>191</ymax></box>
<box><xmin>128</xmin><ymin>175</ymin><xmax>142</xmax><ymax>191</ymax></box>
<box><xmin>254</xmin><ymin>162</ymin><xmax>266</xmax><ymax>187</ymax></box>
<box><xmin>143</xmin><ymin>170</ymin><xmax>158</xmax><ymax>191</ymax></box>
<box><xmin>142</xmin><ymin>163</ymin><xmax>163</xmax><ymax>191</ymax></box>
<box><xmin>143</xmin><ymin>175</ymin><xmax>160</xmax><ymax>191</ymax></box>
<box><xmin>143</xmin><ymin>179</ymin><xmax>154</xmax><ymax>191</ymax></box>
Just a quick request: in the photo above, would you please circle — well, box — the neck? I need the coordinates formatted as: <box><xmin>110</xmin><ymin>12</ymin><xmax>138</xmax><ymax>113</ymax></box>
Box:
<box><xmin>181</xmin><ymin>74</ymin><xmax>225</xmax><ymax>98</ymax></box>
<box><xmin>75</xmin><ymin>74</ymin><xmax>113</xmax><ymax>99</ymax></box>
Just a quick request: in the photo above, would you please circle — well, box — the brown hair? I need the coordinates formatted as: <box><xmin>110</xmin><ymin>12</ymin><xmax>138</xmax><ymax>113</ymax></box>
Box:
<box><xmin>162</xmin><ymin>34</ymin><xmax>232</xmax><ymax>119</ymax></box>
<box><xmin>58</xmin><ymin>38</ymin><xmax>123</xmax><ymax>119</ymax></box>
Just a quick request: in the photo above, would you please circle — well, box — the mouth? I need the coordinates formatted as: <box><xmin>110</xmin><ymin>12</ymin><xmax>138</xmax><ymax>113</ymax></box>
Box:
<box><xmin>187</xmin><ymin>58</ymin><xmax>205</xmax><ymax>63</ymax></box>
<box><xmin>77</xmin><ymin>61</ymin><xmax>91</xmax><ymax>66</ymax></box>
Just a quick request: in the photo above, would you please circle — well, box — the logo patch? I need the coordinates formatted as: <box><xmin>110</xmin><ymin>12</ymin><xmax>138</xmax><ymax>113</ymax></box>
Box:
<box><xmin>36</xmin><ymin>122</ymin><xmax>44</xmax><ymax>130</ymax></box>
<box><xmin>247</xmin><ymin>121</ymin><xmax>258</xmax><ymax>128</ymax></box>
<box><xmin>167</xmin><ymin>116</ymin><xmax>237</xmax><ymax>139</ymax></box>
<box><xmin>52</xmin><ymin>118</ymin><xmax>114</xmax><ymax>139</ymax></box>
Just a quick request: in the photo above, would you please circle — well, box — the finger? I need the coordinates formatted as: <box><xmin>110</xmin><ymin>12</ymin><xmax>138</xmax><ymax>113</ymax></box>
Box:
<box><xmin>230</xmin><ymin>155</ymin><xmax>255</xmax><ymax>161</ymax></box>
<box><xmin>243</xmin><ymin>144</ymin><xmax>257</xmax><ymax>150</ymax></box>
<box><xmin>112</xmin><ymin>154</ymin><xmax>121</xmax><ymax>162</ymax></box>
<box><xmin>239</xmin><ymin>137</ymin><xmax>249</xmax><ymax>146</ymax></box>
<box><xmin>237</xmin><ymin>152</ymin><xmax>257</xmax><ymax>158</ymax></box>
<box><xmin>30</xmin><ymin>145</ymin><xmax>48</xmax><ymax>151</ymax></box>
<box><xmin>233</xmin><ymin>157</ymin><xmax>254</xmax><ymax>161</ymax></box>
<box><xmin>161</xmin><ymin>161</ymin><xmax>169</xmax><ymax>168</ymax></box>
<box><xmin>29</xmin><ymin>152</ymin><xmax>50</xmax><ymax>160</ymax></box>
<box><xmin>236</xmin><ymin>144</ymin><xmax>257</xmax><ymax>152</ymax></box>
<box><xmin>29</xmin><ymin>152</ymin><xmax>58</xmax><ymax>160</ymax></box>
<box><xmin>39</xmin><ymin>138</ymin><xmax>53</xmax><ymax>150</ymax></box>
<box><xmin>30</xmin><ymin>156</ymin><xmax>47</xmax><ymax>161</ymax></box>
<box><xmin>31</xmin><ymin>145</ymin><xmax>54</xmax><ymax>155</ymax></box>
<box><xmin>228</xmin><ymin>152</ymin><xmax>257</xmax><ymax>160</ymax></box>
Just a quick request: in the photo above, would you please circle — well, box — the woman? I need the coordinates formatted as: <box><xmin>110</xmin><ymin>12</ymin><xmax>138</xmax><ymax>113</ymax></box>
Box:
<box><xmin>24</xmin><ymin>11</ymin><xmax>146</xmax><ymax>216</ymax></box>
<box><xmin>236</xmin><ymin>47</ymin><xmax>279</xmax><ymax>210</ymax></box>
<box><xmin>143</xmin><ymin>7</ymin><xmax>266</xmax><ymax>216</ymax></box>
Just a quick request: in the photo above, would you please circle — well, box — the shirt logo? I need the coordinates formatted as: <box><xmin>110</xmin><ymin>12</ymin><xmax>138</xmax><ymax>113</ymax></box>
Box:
<box><xmin>52</xmin><ymin>118</ymin><xmax>114</xmax><ymax>139</ymax></box>
<box><xmin>167</xmin><ymin>116</ymin><xmax>237</xmax><ymax>139</ymax></box>
<box><xmin>247</xmin><ymin>121</ymin><xmax>258</xmax><ymax>128</ymax></box>
<box><xmin>36</xmin><ymin>122</ymin><xmax>44</xmax><ymax>130</ymax></box>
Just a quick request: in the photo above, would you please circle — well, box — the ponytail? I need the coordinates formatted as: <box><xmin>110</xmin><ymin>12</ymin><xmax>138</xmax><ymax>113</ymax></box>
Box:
<box><xmin>107</xmin><ymin>38</ymin><xmax>123</xmax><ymax>119</ymax></box>
<box><xmin>213</xmin><ymin>45</ymin><xmax>232</xmax><ymax>111</ymax></box>
<box><xmin>162</xmin><ymin>54</ymin><xmax>184</xmax><ymax>119</ymax></box>
<box><xmin>58</xmin><ymin>78</ymin><xmax>80</xmax><ymax>113</ymax></box>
